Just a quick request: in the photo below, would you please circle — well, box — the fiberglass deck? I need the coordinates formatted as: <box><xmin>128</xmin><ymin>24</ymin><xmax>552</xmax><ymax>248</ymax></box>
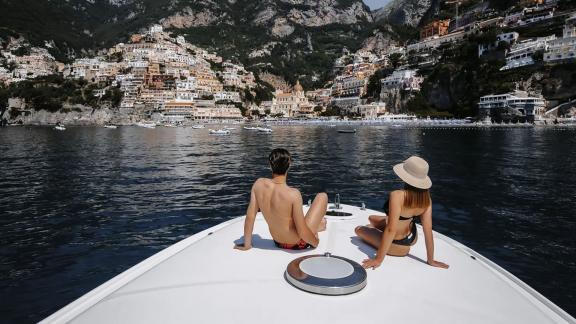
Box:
<box><xmin>41</xmin><ymin>204</ymin><xmax>575</xmax><ymax>324</ymax></box>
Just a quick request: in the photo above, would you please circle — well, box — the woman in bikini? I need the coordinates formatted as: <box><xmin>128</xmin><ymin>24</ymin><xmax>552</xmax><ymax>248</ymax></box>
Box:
<box><xmin>355</xmin><ymin>156</ymin><xmax>449</xmax><ymax>270</ymax></box>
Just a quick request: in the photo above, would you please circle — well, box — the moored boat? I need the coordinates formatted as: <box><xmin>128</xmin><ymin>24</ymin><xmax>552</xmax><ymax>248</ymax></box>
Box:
<box><xmin>40</xmin><ymin>203</ymin><xmax>576</xmax><ymax>324</ymax></box>
<box><xmin>191</xmin><ymin>124</ymin><xmax>205</xmax><ymax>129</ymax></box>
<box><xmin>257</xmin><ymin>127</ymin><xmax>273</xmax><ymax>133</ymax></box>
<box><xmin>338</xmin><ymin>129</ymin><xmax>356</xmax><ymax>134</ymax></box>
<box><xmin>54</xmin><ymin>124</ymin><xmax>66</xmax><ymax>131</ymax></box>
<box><xmin>103</xmin><ymin>124</ymin><xmax>118</xmax><ymax>129</ymax></box>
<box><xmin>209</xmin><ymin>129</ymin><xmax>231</xmax><ymax>135</ymax></box>
<box><xmin>136</xmin><ymin>122</ymin><xmax>156</xmax><ymax>129</ymax></box>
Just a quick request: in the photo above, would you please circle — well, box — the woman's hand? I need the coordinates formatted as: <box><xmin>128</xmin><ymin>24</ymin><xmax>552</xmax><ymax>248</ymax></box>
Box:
<box><xmin>427</xmin><ymin>259</ymin><xmax>449</xmax><ymax>269</ymax></box>
<box><xmin>362</xmin><ymin>258</ymin><xmax>382</xmax><ymax>270</ymax></box>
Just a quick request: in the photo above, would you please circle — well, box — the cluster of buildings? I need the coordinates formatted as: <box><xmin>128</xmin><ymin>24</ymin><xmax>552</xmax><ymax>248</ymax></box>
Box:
<box><xmin>2</xmin><ymin>0</ymin><xmax>575</xmax><ymax>123</ymax></box>
<box><xmin>0</xmin><ymin>42</ymin><xmax>63</xmax><ymax>85</ymax></box>
<box><xmin>326</xmin><ymin>50</ymin><xmax>391</xmax><ymax>117</ymax></box>
<box><xmin>66</xmin><ymin>25</ymin><xmax>257</xmax><ymax>121</ymax></box>
<box><xmin>495</xmin><ymin>14</ymin><xmax>576</xmax><ymax>70</ymax></box>
<box><xmin>260</xmin><ymin>50</ymin><xmax>392</xmax><ymax>119</ymax></box>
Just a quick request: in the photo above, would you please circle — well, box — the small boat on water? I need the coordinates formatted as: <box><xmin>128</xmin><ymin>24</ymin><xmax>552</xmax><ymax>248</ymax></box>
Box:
<box><xmin>191</xmin><ymin>125</ymin><xmax>205</xmax><ymax>129</ymax></box>
<box><xmin>136</xmin><ymin>122</ymin><xmax>156</xmax><ymax>129</ymax></box>
<box><xmin>103</xmin><ymin>125</ymin><xmax>118</xmax><ymax>129</ymax></box>
<box><xmin>54</xmin><ymin>124</ymin><xmax>66</xmax><ymax>131</ymax></box>
<box><xmin>338</xmin><ymin>129</ymin><xmax>356</xmax><ymax>134</ymax></box>
<box><xmin>164</xmin><ymin>124</ymin><xmax>178</xmax><ymax>128</ymax></box>
<box><xmin>257</xmin><ymin>127</ymin><xmax>273</xmax><ymax>133</ymax></box>
<box><xmin>209</xmin><ymin>129</ymin><xmax>231</xmax><ymax>135</ymax></box>
<box><xmin>41</xmin><ymin>203</ymin><xmax>576</xmax><ymax>324</ymax></box>
<box><xmin>243</xmin><ymin>126</ymin><xmax>259</xmax><ymax>131</ymax></box>
<box><xmin>224</xmin><ymin>127</ymin><xmax>237</xmax><ymax>130</ymax></box>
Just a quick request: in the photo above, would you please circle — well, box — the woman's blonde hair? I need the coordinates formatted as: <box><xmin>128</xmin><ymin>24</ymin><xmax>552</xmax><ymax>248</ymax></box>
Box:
<box><xmin>403</xmin><ymin>184</ymin><xmax>431</xmax><ymax>209</ymax></box>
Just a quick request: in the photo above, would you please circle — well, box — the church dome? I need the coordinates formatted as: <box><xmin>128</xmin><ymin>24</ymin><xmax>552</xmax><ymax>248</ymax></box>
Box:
<box><xmin>294</xmin><ymin>80</ymin><xmax>303</xmax><ymax>92</ymax></box>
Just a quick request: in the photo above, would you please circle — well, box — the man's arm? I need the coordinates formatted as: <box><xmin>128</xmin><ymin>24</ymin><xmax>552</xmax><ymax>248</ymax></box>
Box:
<box><xmin>234</xmin><ymin>182</ymin><xmax>259</xmax><ymax>251</ymax></box>
<box><xmin>292</xmin><ymin>191</ymin><xmax>319</xmax><ymax>247</ymax></box>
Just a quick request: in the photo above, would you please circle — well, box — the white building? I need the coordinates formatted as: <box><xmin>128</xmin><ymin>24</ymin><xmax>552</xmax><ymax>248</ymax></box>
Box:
<box><xmin>478</xmin><ymin>32</ymin><xmax>520</xmax><ymax>57</ymax></box>
<box><xmin>478</xmin><ymin>90</ymin><xmax>546</xmax><ymax>122</ymax></box>
<box><xmin>407</xmin><ymin>31</ymin><xmax>466</xmax><ymax>52</ymax></box>
<box><xmin>214</xmin><ymin>91</ymin><xmax>241</xmax><ymax>103</ymax></box>
<box><xmin>545</xmin><ymin>15</ymin><xmax>576</xmax><ymax>63</ymax></box>
<box><xmin>381</xmin><ymin>69</ymin><xmax>423</xmax><ymax>92</ymax></box>
<box><xmin>500</xmin><ymin>36</ymin><xmax>555</xmax><ymax>70</ymax></box>
<box><xmin>355</xmin><ymin>102</ymin><xmax>387</xmax><ymax>119</ymax></box>
<box><xmin>149</xmin><ymin>25</ymin><xmax>163</xmax><ymax>35</ymax></box>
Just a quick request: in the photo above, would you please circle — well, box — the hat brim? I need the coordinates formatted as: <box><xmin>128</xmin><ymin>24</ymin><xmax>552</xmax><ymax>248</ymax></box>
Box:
<box><xmin>393</xmin><ymin>163</ymin><xmax>432</xmax><ymax>189</ymax></box>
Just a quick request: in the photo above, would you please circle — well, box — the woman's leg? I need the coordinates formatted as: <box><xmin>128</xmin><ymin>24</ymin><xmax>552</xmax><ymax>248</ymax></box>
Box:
<box><xmin>354</xmin><ymin>226</ymin><xmax>411</xmax><ymax>257</ymax></box>
<box><xmin>305</xmin><ymin>192</ymin><xmax>328</xmax><ymax>233</ymax></box>
<box><xmin>368</xmin><ymin>215</ymin><xmax>387</xmax><ymax>230</ymax></box>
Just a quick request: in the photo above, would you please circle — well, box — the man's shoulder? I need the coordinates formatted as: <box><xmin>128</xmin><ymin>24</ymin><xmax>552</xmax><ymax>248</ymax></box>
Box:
<box><xmin>286</xmin><ymin>187</ymin><xmax>302</xmax><ymax>199</ymax></box>
<box><xmin>253</xmin><ymin>178</ymin><xmax>270</xmax><ymax>187</ymax></box>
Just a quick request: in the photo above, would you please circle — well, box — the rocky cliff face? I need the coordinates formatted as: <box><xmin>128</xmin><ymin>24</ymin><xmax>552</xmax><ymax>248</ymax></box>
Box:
<box><xmin>372</xmin><ymin>0</ymin><xmax>435</xmax><ymax>27</ymax></box>
<box><xmin>0</xmin><ymin>0</ymin><xmax>374</xmax><ymax>88</ymax></box>
<box><xmin>6</xmin><ymin>105</ymin><xmax>122</xmax><ymax>126</ymax></box>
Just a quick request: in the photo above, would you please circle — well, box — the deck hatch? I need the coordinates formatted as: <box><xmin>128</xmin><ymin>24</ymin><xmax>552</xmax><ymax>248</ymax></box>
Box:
<box><xmin>285</xmin><ymin>253</ymin><xmax>367</xmax><ymax>295</ymax></box>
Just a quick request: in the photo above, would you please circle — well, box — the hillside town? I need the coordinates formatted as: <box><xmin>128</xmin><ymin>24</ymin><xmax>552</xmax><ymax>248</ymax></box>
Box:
<box><xmin>1</xmin><ymin>0</ymin><xmax>576</xmax><ymax>125</ymax></box>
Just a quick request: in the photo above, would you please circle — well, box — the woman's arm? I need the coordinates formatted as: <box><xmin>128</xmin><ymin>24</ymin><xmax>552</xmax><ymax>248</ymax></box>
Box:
<box><xmin>420</xmin><ymin>204</ymin><xmax>449</xmax><ymax>269</ymax></box>
<box><xmin>362</xmin><ymin>191</ymin><xmax>402</xmax><ymax>269</ymax></box>
<box><xmin>234</xmin><ymin>182</ymin><xmax>259</xmax><ymax>251</ymax></box>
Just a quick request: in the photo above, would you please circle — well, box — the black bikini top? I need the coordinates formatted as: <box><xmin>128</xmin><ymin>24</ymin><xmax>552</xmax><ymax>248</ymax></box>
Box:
<box><xmin>383</xmin><ymin>199</ymin><xmax>419</xmax><ymax>222</ymax></box>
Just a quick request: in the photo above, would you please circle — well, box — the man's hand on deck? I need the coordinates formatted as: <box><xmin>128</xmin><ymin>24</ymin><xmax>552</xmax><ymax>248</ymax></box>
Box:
<box><xmin>234</xmin><ymin>243</ymin><xmax>252</xmax><ymax>251</ymax></box>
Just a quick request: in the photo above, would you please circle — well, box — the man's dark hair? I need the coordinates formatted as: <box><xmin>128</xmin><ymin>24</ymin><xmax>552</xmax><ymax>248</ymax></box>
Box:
<box><xmin>269</xmin><ymin>148</ymin><xmax>291</xmax><ymax>175</ymax></box>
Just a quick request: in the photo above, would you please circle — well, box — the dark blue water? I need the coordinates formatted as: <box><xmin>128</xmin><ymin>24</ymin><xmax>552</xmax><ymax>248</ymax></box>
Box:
<box><xmin>1</xmin><ymin>125</ymin><xmax>575</xmax><ymax>323</ymax></box>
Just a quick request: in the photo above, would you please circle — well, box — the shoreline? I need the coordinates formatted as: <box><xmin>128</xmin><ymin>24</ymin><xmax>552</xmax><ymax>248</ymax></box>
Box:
<box><xmin>4</xmin><ymin>120</ymin><xmax>576</xmax><ymax>129</ymax></box>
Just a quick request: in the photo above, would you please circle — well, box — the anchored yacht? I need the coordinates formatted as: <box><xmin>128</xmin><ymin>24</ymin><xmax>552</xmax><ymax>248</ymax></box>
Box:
<box><xmin>40</xmin><ymin>203</ymin><xmax>575</xmax><ymax>324</ymax></box>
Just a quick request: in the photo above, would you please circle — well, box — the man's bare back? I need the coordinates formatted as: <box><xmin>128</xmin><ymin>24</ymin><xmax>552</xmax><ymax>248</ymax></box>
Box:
<box><xmin>253</xmin><ymin>178</ymin><xmax>327</xmax><ymax>245</ymax></box>
<box><xmin>235</xmin><ymin>148</ymin><xmax>328</xmax><ymax>251</ymax></box>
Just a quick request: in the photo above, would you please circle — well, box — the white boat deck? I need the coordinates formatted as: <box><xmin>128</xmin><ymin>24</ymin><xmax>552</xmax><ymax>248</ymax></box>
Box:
<box><xmin>42</xmin><ymin>204</ymin><xmax>575</xmax><ymax>324</ymax></box>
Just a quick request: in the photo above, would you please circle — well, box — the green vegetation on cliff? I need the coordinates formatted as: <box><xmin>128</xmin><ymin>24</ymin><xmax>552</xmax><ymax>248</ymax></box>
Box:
<box><xmin>0</xmin><ymin>75</ymin><xmax>120</xmax><ymax>112</ymax></box>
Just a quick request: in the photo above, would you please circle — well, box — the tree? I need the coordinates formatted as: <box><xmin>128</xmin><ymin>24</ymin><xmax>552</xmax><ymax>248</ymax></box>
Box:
<box><xmin>389</xmin><ymin>53</ymin><xmax>404</xmax><ymax>69</ymax></box>
<box><xmin>365</xmin><ymin>68</ymin><xmax>393</xmax><ymax>100</ymax></box>
<box><xmin>533</xmin><ymin>49</ymin><xmax>544</xmax><ymax>63</ymax></box>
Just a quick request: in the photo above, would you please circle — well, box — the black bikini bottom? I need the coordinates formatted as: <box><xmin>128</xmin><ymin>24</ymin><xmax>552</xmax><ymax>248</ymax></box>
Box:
<box><xmin>392</xmin><ymin>222</ymin><xmax>417</xmax><ymax>246</ymax></box>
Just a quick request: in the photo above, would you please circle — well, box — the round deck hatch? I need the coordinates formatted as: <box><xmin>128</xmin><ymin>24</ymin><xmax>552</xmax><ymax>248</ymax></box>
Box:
<box><xmin>285</xmin><ymin>253</ymin><xmax>367</xmax><ymax>295</ymax></box>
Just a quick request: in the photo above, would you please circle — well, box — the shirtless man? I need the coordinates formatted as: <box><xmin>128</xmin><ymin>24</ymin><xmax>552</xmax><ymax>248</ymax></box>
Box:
<box><xmin>234</xmin><ymin>148</ymin><xmax>328</xmax><ymax>250</ymax></box>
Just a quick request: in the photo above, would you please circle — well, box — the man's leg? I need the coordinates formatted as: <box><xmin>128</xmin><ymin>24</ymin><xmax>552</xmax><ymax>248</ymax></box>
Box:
<box><xmin>305</xmin><ymin>192</ymin><xmax>328</xmax><ymax>233</ymax></box>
